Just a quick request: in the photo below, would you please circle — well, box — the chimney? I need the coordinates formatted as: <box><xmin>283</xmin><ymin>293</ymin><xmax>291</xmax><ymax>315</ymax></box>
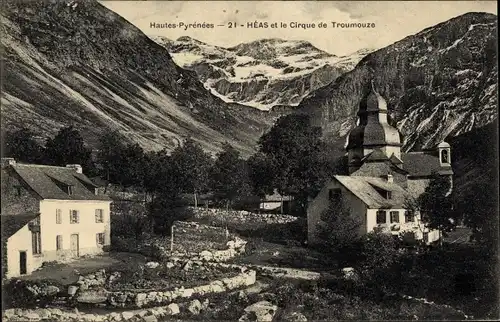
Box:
<box><xmin>1</xmin><ymin>158</ymin><xmax>16</xmax><ymax>167</ymax></box>
<box><xmin>66</xmin><ymin>164</ymin><xmax>83</xmax><ymax>174</ymax></box>
<box><xmin>386</xmin><ymin>174</ymin><xmax>394</xmax><ymax>183</ymax></box>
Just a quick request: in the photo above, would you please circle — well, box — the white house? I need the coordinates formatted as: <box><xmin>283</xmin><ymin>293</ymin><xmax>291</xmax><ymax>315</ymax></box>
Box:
<box><xmin>307</xmin><ymin>82</ymin><xmax>453</xmax><ymax>246</ymax></box>
<box><xmin>1</xmin><ymin>158</ymin><xmax>112</xmax><ymax>278</ymax></box>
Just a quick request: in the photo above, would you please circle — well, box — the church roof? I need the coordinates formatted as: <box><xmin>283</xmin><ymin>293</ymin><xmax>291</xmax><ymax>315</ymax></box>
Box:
<box><xmin>389</xmin><ymin>154</ymin><xmax>403</xmax><ymax>164</ymax></box>
<box><xmin>351</xmin><ymin>161</ymin><xmax>408</xmax><ymax>177</ymax></box>
<box><xmin>401</xmin><ymin>152</ymin><xmax>453</xmax><ymax>177</ymax></box>
<box><xmin>334</xmin><ymin>175</ymin><xmax>411</xmax><ymax>209</ymax></box>
<box><xmin>6</xmin><ymin>164</ymin><xmax>110</xmax><ymax>201</ymax></box>
<box><xmin>363</xmin><ymin>149</ymin><xmax>389</xmax><ymax>162</ymax></box>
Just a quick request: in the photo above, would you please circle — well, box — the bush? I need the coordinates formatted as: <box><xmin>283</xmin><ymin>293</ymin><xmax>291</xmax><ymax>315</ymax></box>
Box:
<box><xmin>111</xmin><ymin>213</ymin><xmax>152</xmax><ymax>239</ymax></box>
<box><xmin>2</xmin><ymin>279</ymin><xmax>64</xmax><ymax>309</ymax></box>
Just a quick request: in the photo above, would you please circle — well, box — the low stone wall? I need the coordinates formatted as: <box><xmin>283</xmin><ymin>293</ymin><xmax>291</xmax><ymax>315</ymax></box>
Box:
<box><xmin>3</xmin><ymin>302</ymin><xmax>181</xmax><ymax>321</ymax></box>
<box><xmin>191</xmin><ymin>208</ymin><xmax>300</xmax><ymax>225</ymax></box>
<box><xmin>104</xmin><ymin>269</ymin><xmax>256</xmax><ymax>309</ymax></box>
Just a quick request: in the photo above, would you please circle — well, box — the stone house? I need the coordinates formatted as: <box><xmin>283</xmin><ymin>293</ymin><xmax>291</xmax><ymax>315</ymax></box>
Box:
<box><xmin>307</xmin><ymin>82</ymin><xmax>453</xmax><ymax>245</ymax></box>
<box><xmin>1</xmin><ymin>158</ymin><xmax>112</xmax><ymax>278</ymax></box>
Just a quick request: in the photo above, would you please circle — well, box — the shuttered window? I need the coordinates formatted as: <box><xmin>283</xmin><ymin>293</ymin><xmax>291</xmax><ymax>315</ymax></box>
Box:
<box><xmin>56</xmin><ymin>209</ymin><xmax>62</xmax><ymax>224</ymax></box>
<box><xmin>70</xmin><ymin>210</ymin><xmax>79</xmax><ymax>224</ymax></box>
<box><xmin>56</xmin><ymin>235</ymin><xmax>63</xmax><ymax>250</ymax></box>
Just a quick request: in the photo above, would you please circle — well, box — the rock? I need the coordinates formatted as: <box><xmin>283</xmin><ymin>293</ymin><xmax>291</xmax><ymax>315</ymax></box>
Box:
<box><xmin>121</xmin><ymin>311</ymin><xmax>135</xmax><ymax>320</ymax></box>
<box><xmin>199</xmin><ymin>250</ymin><xmax>213</xmax><ymax>260</ymax></box>
<box><xmin>38</xmin><ymin>309</ymin><xmax>51</xmax><ymax>320</ymax></box>
<box><xmin>182</xmin><ymin>288</ymin><xmax>194</xmax><ymax>298</ymax></box>
<box><xmin>188</xmin><ymin>299</ymin><xmax>202</xmax><ymax>315</ymax></box>
<box><xmin>242</xmin><ymin>301</ymin><xmax>278</xmax><ymax>322</ymax></box>
<box><xmin>48</xmin><ymin>308</ymin><xmax>63</xmax><ymax>316</ymax></box>
<box><xmin>68</xmin><ymin>285</ymin><xmax>79</xmax><ymax>296</ymax></box>
<box><xmin>24</xmin><ymin>312</ymin><xmax>40</xmax><ymax>320</ymax></box>
<box><xmin>165</xmin><ymin>262</ymin><xmax>175</xmax><ymax>269</ymax></box>
<box><xmin>43</xmin><ymin>285</ymin><xmax>60</xmax><ymax>295</ymax></box>
<box><xmin>341</xmin><ymin>267</ymin><xmax>360</xmax><ymax>281</ymax></box>
<box><xmin>183</xmin><ymin>261</ymin><xmax>193</xmax><ymax>271</ymax></box>
<box><xmin>143</xmin><ymin>315</ymin><xmax>158</xmax><ymax>322</ymax></box>
<box><xmin>145</xmin><ymin>262</ymin><xmax>159</xmax><ymax>269</ymax></box>
<box><xmin>135</xmin><ymin>293</ymin><xmax>147</xmax><ymax>307</ymax></box>
<box><xmin>282</xmin><ymin>312</ymin><xmax>308</xmax><ymax>322</ymax></box>
<box><xmin>76</xmin><ymin>290</ymin><xmax>108</xmax><ymax>304</ymax></box>
<box><xmin>167</xmin><ymin>303</ymin><xmax>180</xmax><ymax>315</ymax></box>
<box><xmin>201</xmin><ymin>299</ymin><xmax>210</xmax><ymax>310</ymax></box>
<box><xmin>3</xmin><ymin>309</ymin><xmax>16</xmax><ymax>319</ymax></box>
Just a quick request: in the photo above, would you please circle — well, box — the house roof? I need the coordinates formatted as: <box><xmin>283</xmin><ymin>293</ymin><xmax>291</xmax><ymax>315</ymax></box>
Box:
<box><xmin>401</xmin><ymin>152</ymin><xmax>453</xmax><ymax>177</ymax></box>
<box><xmin>1</xmin><ymin>213</ymin><xmax>40</xmax><ymax>240</ymax></box>
<box><xmin>334</xmin><ymin>175</ymin><xmax>412</xmax><ymax>209</ymax></box>
<box><xmin>264</xmin><ymin>190</ymin><xmax>293</xmax><ymax>202</ymax></box>
<box><xmin>8</xmin><ymin>164</ymin><xmax>110</xmax><ymax>201</ymax></box>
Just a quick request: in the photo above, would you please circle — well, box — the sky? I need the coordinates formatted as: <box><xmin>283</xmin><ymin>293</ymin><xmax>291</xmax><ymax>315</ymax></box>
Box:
<box><xmin>101</xmin><ymin>1</ymin><xmax>497</xmax><ymax>56</ymax></box>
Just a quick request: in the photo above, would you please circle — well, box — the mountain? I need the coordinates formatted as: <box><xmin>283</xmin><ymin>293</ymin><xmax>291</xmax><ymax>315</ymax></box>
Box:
<box><xmin>297</xmin><ymin>12</ymin><xmax>498</xmax><ymax>152</ymax></box>
<box><xmin>0</xmin><ymin>0</ymin><xmax>274</xmax><ymax>157</ymax></box>
<box><xmin>152</xmin><ymin>36</ymin><xmax>373</xmax><ymax>110</ymax></box>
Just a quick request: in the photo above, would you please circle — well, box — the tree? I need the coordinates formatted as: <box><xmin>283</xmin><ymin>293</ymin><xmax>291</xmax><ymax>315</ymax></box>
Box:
<box><xmin>2</xmin><ymin>128</ymin><xmax>44</xmax><ymax>163</ymax></box>
<box><xmin>317</xmin><ymin>197</ymin><xmax>363</xmax><ymax>252</ymax></box>
<box><xmin>257</xmin><ymin>114</ymin><xmax>330</xmax><ymax>214</ymax></box>
<box><xmin>170</xmin><ymin>137</ymin><xmax>212</xmax><ymax>208</ymax></box>
<box><xmin>96</xmin><ymin>132</ymin><xmax>147</xmax><ymax>189</ymax></box>
<box><xmin>45</xmin><ymin>126</ymin><xmax>93</xmax><ymax>170</ymax></box>
<box><xmin>458</xmin><ymin>171</ymin><xmax>498</xmax><ymax>252</ymax></box>
<box><xmin>411</xmin><ymin>173</ymin><xmax>457</xmax><ymax>241</ymax></box>
<box><xmin>210</xmin><ymin>143</ymin><xmax>250</xmax><ymax>209</ymax></box>
<box><xmin>248</xmin><ymin>152</ymin><xmax>275</xmax><ymax>198</ymax></box>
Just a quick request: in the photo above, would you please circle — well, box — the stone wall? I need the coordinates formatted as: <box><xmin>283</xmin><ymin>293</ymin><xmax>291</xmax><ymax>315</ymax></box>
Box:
<box><xmin>191</xmin><ymin>208</ymin><xmax>300</xmax><ymax>225</ymax></box>
<box><xmin>104</xmin><ymin>269</ymin><xmax>256</xmax><ymax>309</ymax></box>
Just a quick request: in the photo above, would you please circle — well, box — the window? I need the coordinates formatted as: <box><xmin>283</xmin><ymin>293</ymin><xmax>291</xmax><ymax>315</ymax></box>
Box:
<box><xmin>56</xmin><ymin>209</ymin><xmax>62</xmax><ymax>224</ymax></box>
<box><xmin>441</xmin><ymin>150</ymin><xmax>449</xmax><ymax>164</ymax></box>
<box><xmin>56</xmin><ymin>235</ymin><xmax>63</xmax><ymax>250</ymax></box>
<box><xmin>15</xmin><ymin>186</ymin><xmax>22</xmax><ymax>197</ymax></box>
<box><xmin>390</xmin><ymin>211</ymin><xmax>400</xmax><ymax>223</ymax></box>
<box><xmin>70</xmin><ymin>210</ymin><xmax>79</xmax><ymax>224</ymax></box>
<box><xmin>376</xmin><ymin>210</ymin><xmax>386</xmax><ymax>224</ymax></box>
<box><xmin>32</xmin><ymin>231</ymin><xmax>41</xmax><ymax>255</ymax></box>
<box><xmin>374</xmin><ymin>187</ymin><xmax>391</xmax><ymax>199</ymax></box>
<box><xmin>67</xmin><ymin>185</ymin><xmax>74</xmax><ymax>195</ymax></box>
<box><xmin>405</xmin><ymin>211</ymin><xmax>415</xmax><ymax>223</ymax></box>
<box><xmin>95</xmin><ymin>209</ymin><xmax>104</xmax><ymax>223</ymax></box>
<box><xmin>96</xmin><ymin>233</ymin><xmax>105</xmax><ymax>246</ymax></box>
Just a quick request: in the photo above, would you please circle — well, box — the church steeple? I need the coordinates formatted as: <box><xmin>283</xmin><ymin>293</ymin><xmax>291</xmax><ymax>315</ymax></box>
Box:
<box><xmin>362</xmin><ymin>81</ymin><xmax>401</xmax><ymax>158</ymax></box>
<box><xmin>346</xmin><ymin>80</ymin><xmax>402</xmax><ymax>174</ymax></box>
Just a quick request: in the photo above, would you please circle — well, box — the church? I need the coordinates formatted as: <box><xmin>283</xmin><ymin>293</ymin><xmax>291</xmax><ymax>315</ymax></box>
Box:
<box><xmin>307</xmin><ymin>82</ymin><xmax>453</xmax><ymax>245</ymax></box>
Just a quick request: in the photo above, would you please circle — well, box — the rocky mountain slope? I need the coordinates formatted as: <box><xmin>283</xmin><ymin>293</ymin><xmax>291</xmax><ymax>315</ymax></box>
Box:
<box><xmin>1</xmin><ymin>0</ymin><xmax>273</xmax><ymax>157</ymax></box>
<box><xmin>152</xmin><ymin>36</ymin><xmax>373</xmax><ymax>110</ymax></box>
<box><xmin>297</xmin><ymin>12</ymin><xmax>498</xmax><ymax>152</ymax></box>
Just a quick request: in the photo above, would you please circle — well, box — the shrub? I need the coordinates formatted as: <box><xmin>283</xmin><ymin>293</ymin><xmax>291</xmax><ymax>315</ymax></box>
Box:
<box><xmin>2</xmin><ymin>279</ymin><xmax>64</xmax><ymax>309</ymax></box>
<box><xmin>317</xmin><ymin>199</ymin><xmax>363</xmax><ymax>253</ymax></box>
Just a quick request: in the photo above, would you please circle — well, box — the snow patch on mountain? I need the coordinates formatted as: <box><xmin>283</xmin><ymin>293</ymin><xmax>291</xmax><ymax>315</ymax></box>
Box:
<box><xmin>151</xmin><ymin>36</ymin><xmax>374</xmax><ymax>110</ymax></box>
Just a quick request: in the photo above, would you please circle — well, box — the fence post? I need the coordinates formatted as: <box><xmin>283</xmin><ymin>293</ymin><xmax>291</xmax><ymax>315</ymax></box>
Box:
<box><xmin>170</xmin><ymin>224</ymin><xmax>175</xmax><ymax>253</ymax></box>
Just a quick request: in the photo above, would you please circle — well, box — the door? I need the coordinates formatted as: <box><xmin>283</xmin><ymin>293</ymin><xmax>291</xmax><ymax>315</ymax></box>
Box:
<box><xmin>19</xmin><ymin>251</ymin><xmax>27</xmax><ymax>275</ymax></box>
<box><xmin>70</xmin><ymin>234</ymin><xmax>79</xmax><ymax>257</ymax></box>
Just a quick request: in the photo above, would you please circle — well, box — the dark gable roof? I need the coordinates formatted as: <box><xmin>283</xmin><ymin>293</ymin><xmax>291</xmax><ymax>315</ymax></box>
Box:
<box><xmin>1</xmin><ymin>213</ymin><xmax>40</xmax><ymax>240</ymax></box>
<box><xmin>363</xmin><ymin>149</ymin><xmax>389</xmax><ymax>162</ymax></box>
<box><xmin>10</xmin><ymin>164</ymin><xmax>110</xmax><ymax>201</ymax></box>
<box><xmin>352</xmin><ymin>161</ymin><xmax>408</xmax><ymax>177</ymax></box>
<box><xmin>401</xmin><ymin>152</ymin><xmax>453</xmax><ymax>177</ymax></box>
<box><xmin>334</xmin><ymin>175</ymin><xmax>411</xmax><ymax>209</ymax></box>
